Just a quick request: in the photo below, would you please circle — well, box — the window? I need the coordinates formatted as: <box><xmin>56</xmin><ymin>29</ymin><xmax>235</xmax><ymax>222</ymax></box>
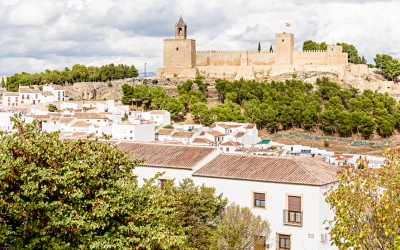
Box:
<box><xmin>226</xmin><ymin>147</ymin><xmax>229</xmax><ymax>152</ymax></box>
<box><xmin>253</xmin><ymin>192</ymin><xmax>266</xmax><ymax>208</ymax></box>
<box><xmin>278</xmin><ymin>234</ymin><xmax>290</xmax><ymax>249</ymax></box>
<box><xmin>22</xmin><ymin>95</ymin><xmax>24</xmax><ymax>99</ymax></box>
<box><xmin>284</xmin><ymin>195</ymin><xmax>302</xmax><ymax>226</ymax></box>
<box><xmin>158</xmin><ymin>176</ymin><xmax>171</xmax><ymax>189</ymax></box>
<box><xmin>35</xmin><ymin>94</ymin><xmax>38</xmax><ymax>99</ymax></box>
<box><xmin>159</xmin><ymin>179</ymin><xmax>166</xmax><ymax>189</ymax></box>
<box><xmin>282</xmin><ymin>39</ymin><xmax>284</xmax><ymax>42</ymax></box>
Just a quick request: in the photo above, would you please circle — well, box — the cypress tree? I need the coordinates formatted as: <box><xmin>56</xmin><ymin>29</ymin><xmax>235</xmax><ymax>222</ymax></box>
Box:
<box><xmin>258</xmin><ymin>42</ymin><xmax>261</xmax><ymax>53</ymax></box>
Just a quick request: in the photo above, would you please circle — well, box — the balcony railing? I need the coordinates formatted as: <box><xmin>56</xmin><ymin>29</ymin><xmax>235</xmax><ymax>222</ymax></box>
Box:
<box><xmin>283</xmin><ymin>209</ymin><xmax>303</xmax><ymax>226</ymax></box>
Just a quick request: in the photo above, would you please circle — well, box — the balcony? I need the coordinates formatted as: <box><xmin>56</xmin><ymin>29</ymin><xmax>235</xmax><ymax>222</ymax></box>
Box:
<box><xmin>283</xmin><ymin>209</ymin><xmax>303</xmax><ymax>226</ymax></box>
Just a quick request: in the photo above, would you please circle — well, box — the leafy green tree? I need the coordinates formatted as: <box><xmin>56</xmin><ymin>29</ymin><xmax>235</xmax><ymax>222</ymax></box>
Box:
<box><xmin>48</xmin><ymin>104</ymin><xmax>58</xmax><ymax>112</ymax></box>
<box><xmin>302</xmin><ymin>40</ymin><xmax>323</xmax><ymax>50</ymax></box>
<box><xmin>360</xmin><ymin>114</ymin><xmax>376</xmax><ymax>137</ymax></box>
<box><xmin>325</xmin><ymin>148</ymin><xmax>400</xmax><ymax>249</ymax></box>
<box><xmin>211</xmin><ymin>203</ymin><xmax>271</xmax><ymax>250</ymax></box>
<box><xmin>190</xmin><ymin>102</ymin><xmax>214</xmax><ymax>126</ymax></box>
<box><xmin>0</xmin><ymin>116</ymin><xmax>189</xmax><ymax>249</ymax></box>
<box><xmin>337</xmin><ymin>111</ymin><xmax>353</xmax><ymax>136</ymax></box>
<box><xmin>174</xmin><ymin>179</ymin><xmax>227</xmax><ymax>250</ymax></box>
<box><xmin>269</xmin><ymin>45</ymin><xmax>273</xmax><ymax>52</ymax></box>
<box><xmin>374</xmin><ymin>54</ymin><xmax>400</xmax><ymax>81</ymax></box>
<box><xmin>121</xmin><ymin>84</ymin><xmax>134</xmax><ymax>105</ymax></box>
<box><xmin>165</xmin><ymin>98</ymin><xmax>183</xmax><ymax>120</ymax></box>
<box><xmin>321</xmin><ymin>109</ymin><xmax>337</xmax><ymax>135</ymax></box>
<box><xmin>337</xmin><ymin>42</ymin><xmax>364</xmax><ymax>64</ymax></box>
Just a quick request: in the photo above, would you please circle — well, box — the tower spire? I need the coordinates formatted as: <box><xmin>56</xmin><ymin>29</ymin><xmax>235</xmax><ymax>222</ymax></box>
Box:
<box><xmin>175</xmin><ymin>16</ymin><xmax>187</xmax><ymax>39</ymax></box>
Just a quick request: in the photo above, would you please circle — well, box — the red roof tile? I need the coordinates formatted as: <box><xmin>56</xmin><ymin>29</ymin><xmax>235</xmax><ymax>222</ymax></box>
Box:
<box><xmin>74</xmin><ymin>113</ymin><xmax>106</xmax><ymax>119</ymax></box>
<box><xmin>193</xmin><ymin>155</ymin><xmax>339</xmax><ymax>186</ymax></box>
<box><xmin>221</xmin><ymin>141</ymin><xmax>242</xmax><ymax>146</ymax></box>
<box><xmin>207</xmin><ymin>131</ymin><xmax>225</xmax><ymax>137</ymax></box>
<box><xmin>171</xmin><ymin>131</ymin><xmax>196</xmax><ymax>138</ymax></box>
<box><xmin>192</xmin><ymin>138</ymin><xmax>213</xmax><ymax>144</ymax></box>
<box><xmin>157</xmin><ymin>129</ymin><xmax>174</xmax><ymax>135</ymax></box>
<box><xmin>117</xmin><ymin>143</ymin><xmax>217</xmax><ymax>170</ymax></box>
<box><xmin>217</xmin><ymin>123</ymin><xmax>242</xmax><ymax>129</ymax></box>
<box><xmin>234</xmin><ymin>132</ymin><xmax>245</xmax><ymax>138</ymax></box>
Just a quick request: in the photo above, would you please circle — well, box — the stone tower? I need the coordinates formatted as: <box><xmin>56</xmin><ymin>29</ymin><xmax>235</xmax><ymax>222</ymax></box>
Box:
<box><xmin>163</xmin><ymin>16</ymin><xmax>196</xmax><ymax>69</ymax></box>
<box><xmin>157</xmin><ymin>16</ymin><xmax>197</xmax><ymax>78</ymax></box>
<box><xmin>275</xmin><ymin>33</ymin><xmax>294</xmax><ymax>65</ymax></box>
<box><xmin>175</xmin><ymin>16</ymin><xmax>187</xmax><ymax>39</ymax></box>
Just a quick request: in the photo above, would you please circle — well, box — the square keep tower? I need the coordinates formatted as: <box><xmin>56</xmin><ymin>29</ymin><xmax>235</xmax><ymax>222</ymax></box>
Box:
<box><xmin>275</xmin><ymin>33</ymin><xmax>294</xmax><ymax>65</ymax></box>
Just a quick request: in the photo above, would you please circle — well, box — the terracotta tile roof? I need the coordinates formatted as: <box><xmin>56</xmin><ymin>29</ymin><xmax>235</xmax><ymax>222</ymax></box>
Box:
<box><xmin>150</xmin><ymin>110</ymin><xmax>167</xmax><ymax>114</ymax></box>
<box><xmin>192</xmin><ymin>138</ymin><xmax>213</xmax><ymax>144</ymax></box>
<box><xmin>71</xmin><ymin>121</ymin><xmax>93</xmax><ymax>127</ymax></box>
<box><xmin>60</xmin><ymin>117</ymin><xmax>75</xmax><ymax>124</ymax></box>
<box><xmin>234</xmin><ymin>132</ymin><xmax>245</xmax><ymax>138</ymax></box>
<box><xmin>50</xmin><ymin>112</ymin><xmax>62</xmax><ymax>116</ymax></box>
<box><xmin>32</xmin><ymin>115</ymin><xmax>50</xmax><ymax>120</ymax></box>
<box><xmin>221</xmin><ymin>141</ymin><xmax>242</xmax><ymax>146</ymax></box>
<box><xmin>171</xmin><ymin>131</ymin><xmax>196</xmax><ymax>137</ymax></box>
<box><xmin>117</xmin><ymin>143</ymin><xmax>217</xmax><ymax>170</ymax></box>
<box><xmin>157</xmin><ymin>129</ymin><xmax>174</xmax><ymax>135</ymax></box>
<box><xmin>62</xmin><ymin>114</ymin><xmax>72</xmax><ymax>117</ymax></box>
<box><xmin>74</xmin><ymin>113</ymin><xmax>106</xmax><ymax>119</ymax></box>
<box><xmin>100</xmin><ymin>112</ymin><xmax>113</xmax><ymax>115</ymax></box>
<box><xmin>72</xmin><ymin>132</ymin><xmax>87</xmax><ymax>137</ymax></box>
<box><xmin>3</xmin><ymin>92</ymin><xmax>19</xmax><ymax>96</ymax></box>
<box><xmin>193</xmin><ymin>155</ymin><xmax>339</xmax><ymax>186</ymax></box>
<box><xmin>217</xmin><ymin>123</ymin><xmax>242</xmax><ymax>129</ymax></box>
<box><xmin>42</xmin><ymin>91</ymin><xmax>53</xmax><ymax>96</ymax></box>
<box><xmin>210</xmin><ymin>123</ymin><xmax>216</xmax><ymax>128</ymax></box>
<box><xmin>50</xmin><ymin>116</ymin><xmax>60</xmax><ymax>121</ymax></box>
<box><xmin>246</xmin><ymin>124</ymin><xmax>256</xmax><ymax>129</ymax></box>
<box><xmin>207</xmin><ymin>130</ymin><xmax>225</xmax><ymax>137</ymax></box>
<box><xmin>51</xmin><ymin>85</ymin><xmax>65</xmax><ymax>90</ymax></box>
<box><xmin>199</xmin><ymin>131</ymin><xmax>205</xmax><ymax>136</ymax></box>
<box><xmin>19</xmin><ymin>87</ymin><xmax>32</xmax><ymax>93</ymax></box>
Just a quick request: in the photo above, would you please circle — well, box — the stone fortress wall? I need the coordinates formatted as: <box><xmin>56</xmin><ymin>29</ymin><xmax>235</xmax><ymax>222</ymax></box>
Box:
<box><xmin>157</xmin><ymin>17</ymin><xmax>366</xmax><ymax>80</ymax></box>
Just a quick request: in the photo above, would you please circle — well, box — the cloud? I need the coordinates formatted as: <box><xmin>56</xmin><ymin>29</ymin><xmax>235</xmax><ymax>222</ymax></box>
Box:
<box><xmin>0</xmin><ymin>0</ymin><xmax>399</xmax><ymax>75</ymax></box>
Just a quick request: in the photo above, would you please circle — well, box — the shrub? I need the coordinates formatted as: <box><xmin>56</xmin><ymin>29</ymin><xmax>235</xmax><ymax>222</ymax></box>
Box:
<box><xmin>324</xmin><ymin>140</ymin><xmax>330</xmax><ymax>147</ymax></box>
<box><xmin>107</xmin><ymin>82</ymin><xmax>113</xmax><ymax>87</ymax></box>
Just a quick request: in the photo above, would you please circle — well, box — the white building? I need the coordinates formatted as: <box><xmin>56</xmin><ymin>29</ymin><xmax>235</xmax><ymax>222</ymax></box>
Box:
<box><xmin>42</xmin><ymin>85</ymin><xmax>66</xmax><ymax>101</ymax></box>
<box><xmin>117</xmin><ymin>142</ymin><xmax>339</xmax><ymax>250</ymax></box>
<box><xmin>111</xmin><ymin>122</ymin><xmax>155</xmax><ymax>142</ymax></box>
<box><xmin>209</xmin><ymin>122</ymin><xmax>261</xmax><ymax>146</ymax></box>
<box><xmin>19</xmin><ymin>86</ymin><xmax>43</xmax><ymax>105</ymax></box>
<box><xmin>2</xmin><ymin>92</ymin><xmax>20</xmax><ymax>107</ymax></box>
<box><xmin>134</xmin><ymin>110</ymin><xmax>171</xmax><ymax>126</ymax></box>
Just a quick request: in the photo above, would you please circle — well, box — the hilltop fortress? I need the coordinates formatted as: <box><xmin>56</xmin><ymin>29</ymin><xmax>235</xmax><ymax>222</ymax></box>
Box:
<box><xmin>157</xmin><ymin>17</ymin><xmax>368</xmax><ymax>80</ymax></box>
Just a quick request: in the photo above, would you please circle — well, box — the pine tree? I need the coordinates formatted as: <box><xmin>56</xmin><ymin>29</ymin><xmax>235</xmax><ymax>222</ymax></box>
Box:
<box><xmin>258</xmin><ymin>42</ymin><xmax>261</xmax><ymax>53</ymax></box>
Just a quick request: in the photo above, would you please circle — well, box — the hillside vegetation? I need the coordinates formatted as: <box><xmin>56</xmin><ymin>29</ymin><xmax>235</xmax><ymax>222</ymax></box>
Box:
<box><xmin>4</xmin><ymin>63</ymin><xmax>139</xmax><ymax>92</ymax></box>
<box><xmin>122</xmin><ymin>76</ymin><xmax>400</xmax><ymax>139</ymax></box>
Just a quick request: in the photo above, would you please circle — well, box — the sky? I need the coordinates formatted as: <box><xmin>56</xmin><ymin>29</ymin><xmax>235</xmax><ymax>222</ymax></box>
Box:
<box><xmin>0</xmin><ymin>0</ymin><xmax>399</xmax><ymax>76</ymax></box>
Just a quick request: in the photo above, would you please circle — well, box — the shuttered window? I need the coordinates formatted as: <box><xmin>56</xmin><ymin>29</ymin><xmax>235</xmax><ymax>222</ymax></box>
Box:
<box><xmin>254</xmin><ymin>192</ymin><xmax>265</xmax><ymax>208</ymax></box>
<box><xmin>278</xmin><ymin>234</ymin><xmax>290</xmax><ymax>249</ymax></box>
<box><xmin>288</xmin><ymin>196</ymin><xmax>301</xmax><ymax>212</ymax></box>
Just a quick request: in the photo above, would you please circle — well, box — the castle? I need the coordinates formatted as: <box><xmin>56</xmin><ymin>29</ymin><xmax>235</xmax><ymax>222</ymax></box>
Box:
<box><xmin>157</xmin><ymin>17</ymin><xmax>361</xmax><ymax>80</ymax></box>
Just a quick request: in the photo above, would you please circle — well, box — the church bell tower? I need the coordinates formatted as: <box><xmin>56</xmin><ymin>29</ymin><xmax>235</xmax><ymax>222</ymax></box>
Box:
<box><xmin>175</xmin><ymin>16</ymin><xmax>187</xmax><ymax>39</ymax></box>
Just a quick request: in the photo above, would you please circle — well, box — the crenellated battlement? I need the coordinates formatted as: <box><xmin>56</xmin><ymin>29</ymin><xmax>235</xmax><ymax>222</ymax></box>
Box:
<box><xmin>295</xmin><ymin>50</ymin><xmax>327</xmax><ymax>53</ymax></box>
<box><xmin>196</xmin><ymin>50</ymin><xmax>275</xmax><ymax>53</ymax></box>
